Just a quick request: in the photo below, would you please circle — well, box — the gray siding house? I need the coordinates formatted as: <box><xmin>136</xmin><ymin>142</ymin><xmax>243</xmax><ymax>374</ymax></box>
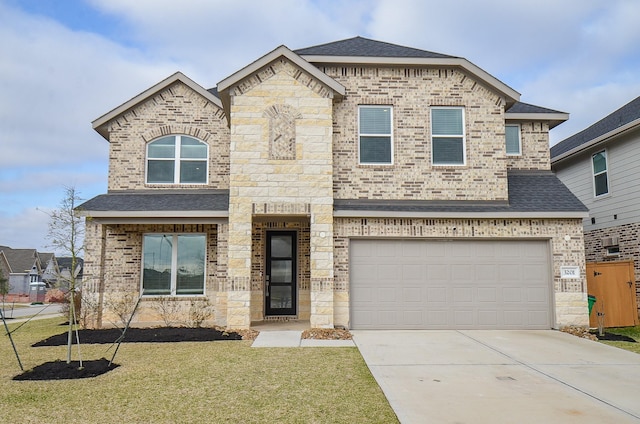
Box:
<box><xmin>551</xmin><ymin>95</ymin><xmax>640</xmax><ymax>316</ymax></box>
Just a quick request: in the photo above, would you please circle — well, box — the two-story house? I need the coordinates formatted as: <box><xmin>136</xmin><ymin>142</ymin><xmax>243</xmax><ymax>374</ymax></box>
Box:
<box><xmin>0</xmin><ymin>246</ymin><xmax>55</xmax><ymax>301</ymax></box>
<box><xmin>80</xmin><ymin>37</ymin><xmax>588</xmax><ymax>330</ymax></box>
<box><xmin>551</xmin><ymin>95</ymin><xmax>640</xmax><ymax>321</ymax></box>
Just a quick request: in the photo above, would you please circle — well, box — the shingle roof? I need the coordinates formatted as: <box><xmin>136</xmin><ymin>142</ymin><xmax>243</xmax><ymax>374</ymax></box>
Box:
<box><xmin>506</xmin><ymin>101</ymin><xmax>566</xmax><ymax>115</ymax></box>
<box><xmin>334</xmin><ymin>171</ymin><xmax>587</xmax><ymax>214</ymax></box>
<box><xmin>294</xmin><ymin>36</ymin><xmax>456</xmax><ymax>59</ymax></box>
<box><xmin>0</xmin><ymin>246</ymin><xmax>39</xmax><ymax>274</ymax></box>
<box><xmin>78</xmin><ymin>190</ymin><xmax>229</xmax><ymax>212</ymax></box>
<box><xmin>551</xmin><ymin>95</ymin><xmax>640</xmax><ymax>159</ymax></box>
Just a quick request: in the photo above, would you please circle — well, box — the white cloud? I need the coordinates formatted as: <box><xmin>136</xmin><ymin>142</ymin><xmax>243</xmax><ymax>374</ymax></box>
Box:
<box><xmin>0</xmin><ymin>3</ymin><xmax>181</xmax><ymax>169</ymax></box>
<box><xmin>0</xmin><ymin>207</ymin><xmax>53</xmax><ymax>253</ymax></box>
<box><xmin>87</xmin><ymin>0</ymin><xmax>360</xmax><ymax>84</ymax></box>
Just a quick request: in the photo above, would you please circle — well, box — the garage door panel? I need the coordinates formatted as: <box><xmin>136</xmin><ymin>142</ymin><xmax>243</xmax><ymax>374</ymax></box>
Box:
<box><xmin>527</xmin><ymin>287</ymin><xmax>547</xmax><ymax>302</ymax></box>
<box><xmin>477</xmin><ymin>287</ymin><xmax>497</xmax><ymax>302</ymax></box>
<box><xmin>350</xmin><ymin>239</ymin><xmax>552</xmax><ymax>330</ymax></box>
<box><xmin>454</xmin><ymin>310</ymin><xmax>474</xmax><ymax>325</ymax></box>
<box><xmin>529</xmin><ymin>311</ymin><xmax>549</xmax><ymax>326</ymax></box>
<box><xmin>504</xmin><ymin>311</ymin><xmax>524</xmax><ymax>326</ymax></box>
<box><xmin>428</xmin><ymin>264</ymin><xmax>450</xmax><ymax>280</ymax></box>
<box><xmin>499</xmin><ymin>264</ymin><xmax>521</xmax><ymax>280</ymax></box>
<box><xmin>403</xmin><ymin>310</ymin><xmax>423</xmax><ymax>325</ymax></box>
<box><xmin>503</xmin><ymin>287</ymin><xmax>523</xmax><ymax>302</ymax></box>
<box><xmin>427</xmin><ymin>287</ymin><xmax>447</xmax><ymax>302</ymax></box>
<box><xmin>453</xmin><ymin>287</ymin><xmax>473</xmax><ymax>302</ymax></box>
<box><xmin>401</xmin><ymin>287</ymin><xmax>422</xmax><ymax>302</ymax></box>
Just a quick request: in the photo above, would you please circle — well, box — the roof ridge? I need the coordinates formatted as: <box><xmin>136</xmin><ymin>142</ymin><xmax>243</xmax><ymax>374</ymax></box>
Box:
<box><xmin>294</xmin><ymin>36</ymin><xmax>456</xmax><ymax>59</ymax></box>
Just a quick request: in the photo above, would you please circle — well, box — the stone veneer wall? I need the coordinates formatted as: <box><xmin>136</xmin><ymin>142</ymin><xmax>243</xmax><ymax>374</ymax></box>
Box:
<box><xmin>584</xmin><ymin>222</ymin><xmax>640</xmax><ymax>315</ymax></box>
<box><xmin>82</xmin><ymin>221</ymin><xmax>223</xmax><ymax>328</ymax></box>
<box><xmin>103</xmin><ymin>81</ymin><xmax>230</xmax><ymax>191</ymax></box>
<box><xmin>333</xmin><ymin>217</ymin><xmax>589</xmax><ymax>329</ymax></box>
<box><xmin>506</xmin><ymin>121</ymin><xmax>551</xmax><ymax>170</ymax></box>
<box><xmin>226</xmin><ymin>58</ymin><xmax>335</xmax><ymax>328</ymax></box>
<box><xmin>325</xmin><ymin>66</ymin><xmax>509</xmax><ymax>201</ymax></box>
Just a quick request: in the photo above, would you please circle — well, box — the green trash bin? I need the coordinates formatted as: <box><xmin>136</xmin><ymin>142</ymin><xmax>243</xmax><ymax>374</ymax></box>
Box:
<box><xmin>588</xmin><ymin>295</ymin><xmax>596</xmax><ymax>316</ymax></box>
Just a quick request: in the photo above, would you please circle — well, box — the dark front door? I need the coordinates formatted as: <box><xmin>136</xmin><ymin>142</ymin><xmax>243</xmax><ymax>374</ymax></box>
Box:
<box><xmin>265</xmin><ymin>231</ymin><xmax>297</xmax><ymax>316</ymax></box>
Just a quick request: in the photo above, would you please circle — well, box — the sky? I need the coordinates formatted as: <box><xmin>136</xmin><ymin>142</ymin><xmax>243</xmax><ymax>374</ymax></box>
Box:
<box><xmin>1</xmin><ymin>0</ymin><xmax>640</xmax><ymax>255</ymax></box>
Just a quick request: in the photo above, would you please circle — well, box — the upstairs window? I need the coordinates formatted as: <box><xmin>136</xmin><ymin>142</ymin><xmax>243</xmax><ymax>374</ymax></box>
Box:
<box><xmin>592</xmin><ymin>150</ymin><xmax>609</xmax><ymax>197</ymax></box>
<box><xmin>505</xmin><ymin>124</ymin><xmax>521</xmax><ymax>155</ymax></box>
<box><xmin>147</xmin><ymin>135</ymin><xmax>208</xmax><ymax>184</ymax></box>
<box><xmin>142</xmin><ymin>234</ymin><xmax>206</xmax><ymax>296</ymax></box>
<box><xmin>431</xmin><ymin>107</ymin><xmax>465</xmax><ymax>165</ymax></box>
<box><xmin>359</xmin><ymin>106</ymin><xmax>393</xmax><ymax>164</ymax></box>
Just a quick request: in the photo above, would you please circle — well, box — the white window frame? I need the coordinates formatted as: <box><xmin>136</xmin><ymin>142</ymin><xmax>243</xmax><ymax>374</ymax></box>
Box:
<box><xmin>431</xmin><ymin>106</ymin><xmax>466</xmax><ymax>166</ymax></box>
<box><xmin>591</xmin><ymin>149</ymin><xmax>609</xmax><ymax>198</ymax></box>
<box><xmin>505</xmin><ymin>124</ymin><xmax>522</xmax><ymax>156</ymax></box>
<box><xmin>358</xmin><ymin>105</ymin><xmax>394</xmax><ymax>165</ymax></box>
<box><xmin>146</xmin><ymin>135</ymin><xmax>209</xmax><ymax>185</ymax></box>
<box><xmin>141</xmin><ymin>233</ymin><xmax>207</xmax><ymax>297</ymax></box>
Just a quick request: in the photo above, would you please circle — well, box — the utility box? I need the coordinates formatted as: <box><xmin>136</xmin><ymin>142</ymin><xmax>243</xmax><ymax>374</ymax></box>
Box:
<box><xmin>29</xmin><ymin>282</ymin><xmax>46</xmax><ymax>303</ymax></box>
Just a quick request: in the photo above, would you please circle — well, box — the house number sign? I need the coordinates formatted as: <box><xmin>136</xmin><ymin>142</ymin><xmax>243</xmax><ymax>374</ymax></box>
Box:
<box><xmin>560</xmin><ymin>266</ymin><xmax>580</xmax><ymax>279</ymax></box>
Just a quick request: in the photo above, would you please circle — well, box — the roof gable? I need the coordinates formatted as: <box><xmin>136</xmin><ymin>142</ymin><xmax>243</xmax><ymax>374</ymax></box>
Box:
<box><xmin>217</xmin><ymin>45</ymin><xmax>345</xmax><ymax>120</ymax></box>
<box><xmin>0</xmin><ymin>247</ymin><xmax>39</xmax><ymax>274</ymax></box>
<box><xmin>296</xmin><ymin>36</ymin><xmax>520</xmax><ymax>106</ymax></box>
<box><xmin>551</xmin><ymin>95</ymin><xmax>640</xmax><ymax>162</ymax></box>
<box><xmin>92</xmin><ymin>72</ymin><xmax>224</xmax><ymax>140</ymax></box>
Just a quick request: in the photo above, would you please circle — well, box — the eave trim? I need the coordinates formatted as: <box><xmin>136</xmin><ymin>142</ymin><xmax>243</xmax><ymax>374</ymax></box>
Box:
<box><xmin>551</xmin><ymin>118</ymin><xmax>640</xmax><ymax>164</ymax></box>
<box><xmin>298</xmin><ymin>55</ymin><xmax>520</xmax><ymax>102</ymax></box>
<box><xmin>92</xmin><ymin>72</ymin><xmax>223</xmax><ymax>140</ymax></box>
<box><xmin>218</xmin><ymin>45</ymin><xmax>346</xmax><ymax>96</ymax></box>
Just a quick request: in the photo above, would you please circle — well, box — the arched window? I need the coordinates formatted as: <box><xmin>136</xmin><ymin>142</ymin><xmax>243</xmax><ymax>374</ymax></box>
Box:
<box><xmin>146</xmin><ymin>135</ymin><xmax>208</xmax><ymax>184</ymax></box>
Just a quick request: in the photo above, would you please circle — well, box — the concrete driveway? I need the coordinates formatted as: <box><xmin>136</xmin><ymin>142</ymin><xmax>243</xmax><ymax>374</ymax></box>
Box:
<box><xmin>352</xmin><ymin>330</ymin><xmax>640</xmax><ymax>423</ymax></box>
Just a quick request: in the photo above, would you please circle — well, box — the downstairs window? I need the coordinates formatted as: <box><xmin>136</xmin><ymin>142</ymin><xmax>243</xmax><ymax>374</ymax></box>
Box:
<box><xmin>142</xmin><ymin>234</ymin><xmax>206</xmax><ymax>296</ymax></box>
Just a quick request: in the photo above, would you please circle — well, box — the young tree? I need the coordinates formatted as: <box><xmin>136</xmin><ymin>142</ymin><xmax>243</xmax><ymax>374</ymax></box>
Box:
<box><xmin>45</xmin><ymin>186</ymin><xmax>85</xmax><ymax>364</ymax></box>
<box><xmin>0</xmin><ymin>267</ymin><xmax>9</xmax><ymax>310</ymax></box>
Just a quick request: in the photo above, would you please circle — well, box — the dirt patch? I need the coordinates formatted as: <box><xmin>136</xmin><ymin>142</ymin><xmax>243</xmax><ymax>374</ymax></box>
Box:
<box><xmin>302</xmin><ymin>328</ymin><xmax>352</xmax><ymax>340</ymax></box>
<box><xmin>33</xmin><ymin>327</ymin><xmax>248</xmax><ymax>347</ymax></box>
<box><xmin>13</xmin><ymin>358</ymin><xmax>119</xmax><ymax>381</ymax></box>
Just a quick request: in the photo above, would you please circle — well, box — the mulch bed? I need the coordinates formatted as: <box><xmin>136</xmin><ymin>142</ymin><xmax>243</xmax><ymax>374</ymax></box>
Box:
<box><xmin>32</xmin><ymin>327</ymin><xmax>245</xmax><ymax>347</ymax></box>
<box><xmin>13</xmin><ymin>359</ymin><xmax>119</xmax><ymax>381</ymax></box>
<box><xmin>592</xmin><ymin>332</ymin><xmax>637</xmax><ymax>343</ymax></box>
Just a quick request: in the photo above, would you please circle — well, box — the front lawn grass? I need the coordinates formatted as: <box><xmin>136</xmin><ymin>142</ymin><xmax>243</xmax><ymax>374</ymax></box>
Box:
<box><xmin>598</xmin><ymin>325</ymin><xmax>640</xmax><ymax>354</ymax></box>
<box><xmin>1</xmin><ymin>318</ymin><xmax>398</xmax><ymax>423</ymax></box>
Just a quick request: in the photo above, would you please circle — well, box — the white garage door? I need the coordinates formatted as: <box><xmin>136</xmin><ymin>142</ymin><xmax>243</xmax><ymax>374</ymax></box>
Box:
<box><xmin>350</xmin><ymin>239</ymin><xmax>552</xmax><ymax>330</ymax></box>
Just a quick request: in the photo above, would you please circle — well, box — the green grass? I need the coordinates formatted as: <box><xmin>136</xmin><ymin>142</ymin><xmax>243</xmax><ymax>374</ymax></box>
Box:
<box><xmin>1</xmin><ymin>318</ymin><xmax>398</xmax><ymax>423</ymax></box>
<box><xmin>598</xmin><ymin>325</ymin><xmax>640</xmax><ymax>354</ymax></box>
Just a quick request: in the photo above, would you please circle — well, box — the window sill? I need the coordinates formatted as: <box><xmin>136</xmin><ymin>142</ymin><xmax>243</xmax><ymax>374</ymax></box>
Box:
<box><xmin>141</xmin><ymin>295</ymin><xmax>208</xmax><ymax>301</ymax></box>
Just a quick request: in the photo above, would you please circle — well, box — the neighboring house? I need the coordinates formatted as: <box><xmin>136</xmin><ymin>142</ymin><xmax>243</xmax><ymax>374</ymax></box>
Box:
<box><xmin>0</xmin><ymin>245</ymin><xmax>52</xmax><ymax>299</ymax></box>
<box><xmin>79</xmin><ymin>37</ymin><xmax>588</xmax><ymax>330</ymax></box>
<box><xmin>54</xmin><ymin>257</ymin><xmax>84</xmax><ymax>290</ymax></box>
<box><xmin>39</xmin><ymin>252</ymin><xmax>58</xmax><ymax>286</ymax></box>
<box><xmin>551</xmin><ymin>95</ymin><xmax>640</xmax><ymax>317</ymax></box>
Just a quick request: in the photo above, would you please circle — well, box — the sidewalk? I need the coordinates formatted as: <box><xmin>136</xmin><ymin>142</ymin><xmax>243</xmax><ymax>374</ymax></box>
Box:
<box><xmin>251</xmin><ymin>330</ymin><xmax>355</xmax><ymax>347</ymax></box>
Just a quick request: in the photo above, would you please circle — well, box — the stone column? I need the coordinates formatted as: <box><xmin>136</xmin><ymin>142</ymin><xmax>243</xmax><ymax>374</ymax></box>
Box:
<box><xmin>310</xmin><ymin>203</ymin><xmax>334</xmax><ymax>328</ymax></box>
<box><xmin>226</xmin><ymin>203</ymin><xmax>252</xmax><ymax>329</ymax></box>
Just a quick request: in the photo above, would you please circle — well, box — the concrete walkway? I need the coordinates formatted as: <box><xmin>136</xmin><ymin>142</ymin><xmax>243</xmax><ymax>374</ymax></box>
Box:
<box><xmin>352</xmin><ymin>330</ymin><xmax>640</xmax><ymax>424</ymax></box>
<box><xmin>251</xmin><ymin>330</ymin><xmax>355</xmax><ymax>347</ymax></box>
